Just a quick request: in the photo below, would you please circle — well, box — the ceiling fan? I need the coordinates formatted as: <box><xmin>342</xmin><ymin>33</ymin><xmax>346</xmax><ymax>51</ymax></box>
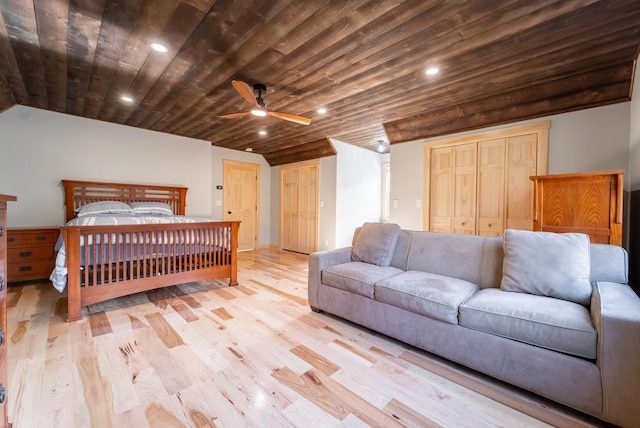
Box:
<box><xmin>219</xmin><ymin>80</ymin><xmax>311</xmax><ymax>126</ymax></box>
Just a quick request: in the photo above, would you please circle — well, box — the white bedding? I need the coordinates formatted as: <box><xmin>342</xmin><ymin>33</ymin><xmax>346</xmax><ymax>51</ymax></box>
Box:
<box><xmin>50</xmin><ymin>214</ymin><xmax>215</xmax><ymax>292</ymax></box>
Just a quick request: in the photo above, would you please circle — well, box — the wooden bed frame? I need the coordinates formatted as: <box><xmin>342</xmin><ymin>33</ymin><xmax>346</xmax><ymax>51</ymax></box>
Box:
<box><xmin>60</xmin><ymin>180</ymin><xmax>239</xmax><ymax>321</ymax></box>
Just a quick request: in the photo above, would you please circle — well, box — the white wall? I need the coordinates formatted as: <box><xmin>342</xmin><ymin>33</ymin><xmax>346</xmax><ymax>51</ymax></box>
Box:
<box><xmin>389</xmin><ymin>103</ymin><xmax>633</xmax><ymax>230</ymax></box>
<box><xmin>319</xmin><ymin>156</ymin><xmax>337</xmax><ymax>250</ymax></box>
<box><xmin>0</xmin><ymin>106</ymin><xmax>212</xmax><ymax>227</ymax></box>
<box><xmin>333</xmin><ymin>139</ymin><xmax>384</xmax><ymax>247</ymax></box>
<box><xmin>211</xmin><ymin>146</ymin><xmax>272</xmax><ymax>246</ymax></box>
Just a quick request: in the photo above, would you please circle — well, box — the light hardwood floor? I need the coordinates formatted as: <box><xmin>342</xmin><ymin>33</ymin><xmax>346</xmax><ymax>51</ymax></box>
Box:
<box><xmin>7</xmin><ymin>248</ymin><xmax>604</xmax><ymax>427</ymax></box>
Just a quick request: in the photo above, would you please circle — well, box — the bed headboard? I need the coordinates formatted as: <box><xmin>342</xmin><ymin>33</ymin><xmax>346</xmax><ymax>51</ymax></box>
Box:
<box><xmin>62</xmin><ymin>180</ymin><xmax>188</xmax><ymax>222</ymax></box>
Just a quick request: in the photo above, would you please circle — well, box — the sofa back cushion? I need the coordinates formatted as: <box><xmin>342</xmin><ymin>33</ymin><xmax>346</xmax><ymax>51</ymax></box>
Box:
<box><xmin>351</xmin><ymin>222</ymin><xmax>401</xmax><ymax>267</ymax></box>
<box><xmin>501</xmin><ymin>229</ymin><xmax>592</xmax><ymax>306</ymax></box>
<box><xmin>405</xmin><ymin>232</ymin><xmax>488</xmax><ymax>286</ymax></box>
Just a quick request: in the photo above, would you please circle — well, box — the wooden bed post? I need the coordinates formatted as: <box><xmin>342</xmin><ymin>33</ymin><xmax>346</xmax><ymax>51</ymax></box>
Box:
<box><xmin>63</xmin><ymin>227</ymin><xmax>83</xmax><ymax>321</ymax></box>
<box><xmin>230</xmin><ymin>221</ymin><xmax>239</xmax><ymax>286</ymax></box>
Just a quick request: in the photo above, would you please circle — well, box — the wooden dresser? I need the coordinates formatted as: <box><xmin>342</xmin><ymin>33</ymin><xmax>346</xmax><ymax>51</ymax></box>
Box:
<box><xmin>7</xmin><ymin>227</ymin><xmax>59</xmax><ymax>283</ymax></box>
<box><xmin>0</xmin><ymin>194</ymin><xmax>16</xmax><ymax>426</ymax></box>
<box><xmin>530</xmin><ymin>170</ymin><xmax>623</xmax><ymax>245</ymax></box>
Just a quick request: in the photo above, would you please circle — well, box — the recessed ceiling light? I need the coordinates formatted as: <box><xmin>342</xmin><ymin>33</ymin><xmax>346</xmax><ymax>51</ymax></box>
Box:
<box><xmin>121</xmin><ymin>95</ymin><xmax>134</xmax><ymax>103</ymax></box>
<box><xmin>245</xmin><ymin>148</ymin><xmax>253</xmax><ymax>152</ymax></box>
<box><xmin>258</xmin><ymin>130</ymin><xmax>267</xmax><ymax>136</ymax></box>
<box><xmin>317</xmin><ymin>107</ymin><xmax>327</xmax><ymax>114</ymax></box>
<box><xmin>426</xmin><ymin>67</ymin><xmax>440</xmax><ymax>76</ymax></box>
<box><xmin>150</xmin><ymin>42</ymin><xmax>168</xmax><ymax>53</ymax></box>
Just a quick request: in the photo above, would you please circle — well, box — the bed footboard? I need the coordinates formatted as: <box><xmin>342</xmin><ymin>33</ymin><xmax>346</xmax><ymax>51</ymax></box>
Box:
<box><xmin>61</xmin><ymin>221</ymin><xmax>239</xmax><ymax>321</ymax></box>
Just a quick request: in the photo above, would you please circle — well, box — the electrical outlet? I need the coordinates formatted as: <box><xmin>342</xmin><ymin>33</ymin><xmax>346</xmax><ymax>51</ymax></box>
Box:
<box><xmin>416</xmin><ymin>199</ymin><xmax>422</xmax><ymax>208</ymax></box>
<box><xmin>393</xmin><ymin>199</ymin><xmax>399</xmax><ymax>208</ymax></box>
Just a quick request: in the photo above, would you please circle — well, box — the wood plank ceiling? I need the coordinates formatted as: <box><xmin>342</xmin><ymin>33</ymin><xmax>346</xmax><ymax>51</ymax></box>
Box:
<box><xmin>0</xmin><ymin>0</ymin><xmax>639</xmax><ymax>166</ymax></box>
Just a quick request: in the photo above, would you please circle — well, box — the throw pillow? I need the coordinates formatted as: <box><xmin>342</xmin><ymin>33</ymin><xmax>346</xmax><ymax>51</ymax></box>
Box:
<box><xmin>352</xmin><ymin>222</ymin><xmax>401</xmax><ymax>267</ymax></box>
<box><xmin>501</xmin><ymin>229</ymin><xmax>592</xmax><ymax>306</ymax></box>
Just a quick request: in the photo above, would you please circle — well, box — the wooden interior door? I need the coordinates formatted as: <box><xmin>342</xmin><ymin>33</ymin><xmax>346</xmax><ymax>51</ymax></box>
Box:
<box><xmin>223</xmin><ymin>160</ymin><xmax>259</xmax><ymax>251</ymax></box>
<box><xmin>280</xmin><ymin>162</ymin><xmax>318</xmax><ymax>254</ymax></box>
<box><xmin>477</xmin><ymin>138</ymin><xmax>505</xmax><ymax>236</ymax></box>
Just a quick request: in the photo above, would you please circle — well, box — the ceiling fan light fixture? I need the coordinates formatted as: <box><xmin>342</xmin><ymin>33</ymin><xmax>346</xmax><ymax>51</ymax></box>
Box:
<box><xmin>251</xmin><ymin>108</ymin><xmax>267</xmax><ymax>117</ymax></box>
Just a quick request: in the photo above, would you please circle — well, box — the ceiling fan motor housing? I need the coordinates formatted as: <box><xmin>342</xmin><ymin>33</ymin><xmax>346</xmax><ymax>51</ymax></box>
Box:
<box><xmin>253</xmin><ymin>83</ymin><xmax>267</xmax><ymax>107</ymax></box>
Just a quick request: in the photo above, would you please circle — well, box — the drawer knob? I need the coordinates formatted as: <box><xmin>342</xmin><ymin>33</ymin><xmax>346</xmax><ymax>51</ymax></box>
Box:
<box><xmin>0</xmin><ymin>384</ymin><xmax>5</xmax><ymax>404</ymax></box>
<box><xmin>19</xmin><ymin>266</ymin><xmax>32</xmax><ymax>272</ymax></box>
<box><xmin>19</xmin><ymin>251</ymin><xmax>32</xmax><ymax>257</ymax></box>
<box><xmin>36</xmin><ymin>236</ymin><xmax>47</xmax><ymax>241</ymax></box>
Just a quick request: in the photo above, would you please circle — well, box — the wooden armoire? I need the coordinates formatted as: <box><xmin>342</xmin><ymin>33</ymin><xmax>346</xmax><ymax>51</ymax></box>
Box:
<box><xmin>424</xmin><ymin>121</ymin><xmax>549</xmax><ymax>236</ymax></box>
<box><xmin>530</xmin><ymin>170</ymin><xmax>624</xmax><ymax>245</ymax></box>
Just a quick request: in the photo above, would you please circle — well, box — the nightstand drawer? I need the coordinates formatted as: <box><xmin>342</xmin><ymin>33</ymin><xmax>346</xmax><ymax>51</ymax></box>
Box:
<box><xmin>7</xmin><ymin>261</ymin><xmax>53</xmax><ymax>282</ymax></box>
<box><xmin>7</xmin><ymin>230</ymin><xmax>56</xmax><ymax>246</ymax></box>
<box><xmin>7</xmin><ymin>245</ymin><xmax>54</xmax><ymax>262</ymax></box>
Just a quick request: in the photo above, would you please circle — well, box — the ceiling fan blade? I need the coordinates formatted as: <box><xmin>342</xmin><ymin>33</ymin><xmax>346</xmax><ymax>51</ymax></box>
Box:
<box><xmin>231</xmin><ymin>80</ymin><xmax>259</xmax><ymax>108</ymax></box>
<box><xmin>218</xmin><ymin>112</ymin><xmax>250</xmax><ymax>119</ymax></box>
<box><xmin>268</xmin><ymin>111</ymin><xmax>311</xmax><ymax>125</ymax></box>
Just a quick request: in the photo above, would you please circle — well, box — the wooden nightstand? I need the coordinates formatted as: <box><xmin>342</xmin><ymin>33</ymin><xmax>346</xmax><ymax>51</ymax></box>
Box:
<box><xmin>7</xmin><ymin>227</ymin><xmax>59</xmax><ymax>283</ymax></box>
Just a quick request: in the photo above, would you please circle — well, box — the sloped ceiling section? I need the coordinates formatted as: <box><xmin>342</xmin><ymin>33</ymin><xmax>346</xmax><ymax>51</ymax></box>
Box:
<box><xmin>0</xmin><ymin>1</ymin><xmax>639</xmax><ymax>166</ymax></box>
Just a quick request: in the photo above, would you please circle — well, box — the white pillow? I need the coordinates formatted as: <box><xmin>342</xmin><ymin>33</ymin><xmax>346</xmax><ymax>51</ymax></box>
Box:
<box><xmin>352</xmin><ymin>222</ymin><xmax>401</xmax><ymax>267</ymax></box>
<box><xmin>129</xmin><ymin>201</ymin><xmax>174</xmax><ymax>216</ymax></box>
<box><xmin>501</xmin><ymin>229</ymin><xmax>592</xmax><ymax>306</ymax></box>
<box><xmin>76</xmin><ymin>201</ymin><xmax>133</xmax><ymax>217</ymax></box>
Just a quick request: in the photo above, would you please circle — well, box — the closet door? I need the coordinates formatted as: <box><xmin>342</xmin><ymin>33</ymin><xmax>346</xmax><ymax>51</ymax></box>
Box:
<box><xmin>505</xmin><ymin>134</ymin><xmax>537</xmax><ymax>231</ymax></box>
<box><xmin>280</xmin><ymin>163</ymin><xmax>319</xmax><ymax>254</ymax></box>
<box><xmin>477</xmin><ymin>139</ymin><xmax>505</xmax><ymax>236</ymax></box>
<box><xmin>429</xmin><ymin>147</ymin><xmax>454</xmax><ymax>233</ymax></box>
<box><xmin>453</xmin><ymin>143</ymin><xmax>477</xmax><ymax>235</ymax></box>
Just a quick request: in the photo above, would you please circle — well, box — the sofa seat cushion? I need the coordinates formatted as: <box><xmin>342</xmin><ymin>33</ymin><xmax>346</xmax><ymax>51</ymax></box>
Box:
<box><xmin>459</xmin><ymin>289</ymin><xmax>596</xmax><ymax>359</ymax></box>
<box><xmin>322</xmin><ymin>262</ymin><xmax>403</xmax><ymax>298</ymax></box>
<box><xmin>374</xmin><ymin>271</ymin><xmax>479</xmax><ymax>324</ymax></box>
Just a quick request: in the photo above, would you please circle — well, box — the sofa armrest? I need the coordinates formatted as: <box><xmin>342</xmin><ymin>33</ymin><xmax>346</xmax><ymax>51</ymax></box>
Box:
<box><xmin>308</xmin><ymin>247</ymin><xmax>353</xmax><ymax>310</ymax></box>
<box><xmin>591</xmin><ymin>281</ymin><xmax>640</xmax><ymax>427</ymax></box>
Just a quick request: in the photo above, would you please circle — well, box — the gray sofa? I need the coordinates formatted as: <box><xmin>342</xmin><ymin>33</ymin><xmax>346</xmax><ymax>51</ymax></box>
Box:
<box><xmin>308</xmin><ymin>223</ymin><xmax>640</xmax><ymax>427</ymax></box>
